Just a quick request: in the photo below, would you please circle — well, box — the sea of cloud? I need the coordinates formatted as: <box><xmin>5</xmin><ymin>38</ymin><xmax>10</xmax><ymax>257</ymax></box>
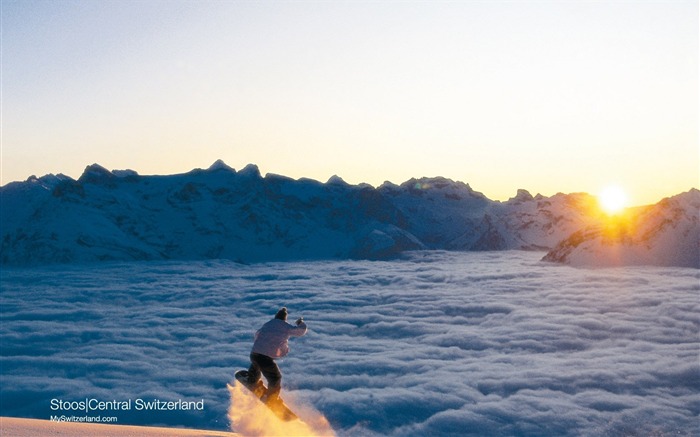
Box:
<box><xmin>1</xmin><ymin>251</ymin><xmax>698</xmax><ymax>436</ymax></box>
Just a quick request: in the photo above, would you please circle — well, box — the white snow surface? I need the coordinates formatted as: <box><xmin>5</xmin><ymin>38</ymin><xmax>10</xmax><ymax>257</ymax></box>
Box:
<box><xmin>1</xmin><ymin>252</ymin><xmax>698</xmax><ymax>436</ymax></box>
<box><xmin>543</xmin><ymin>189</ymin><xmax>700</xmax><ymax>268</ymax></box>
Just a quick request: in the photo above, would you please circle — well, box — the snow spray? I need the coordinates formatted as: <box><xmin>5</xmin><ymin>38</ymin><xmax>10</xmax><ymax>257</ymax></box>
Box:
<box><xmin>227</xmin><ymin>382</ymin><xmax>335</xmax><ymax>436</ymax></box>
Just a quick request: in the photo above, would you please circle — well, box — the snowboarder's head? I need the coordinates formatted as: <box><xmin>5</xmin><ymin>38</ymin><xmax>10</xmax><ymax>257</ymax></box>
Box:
<box><xmin>275</xmin><ymin>307</ymin><xmax>288</xmax><ymax>320</ymax></box>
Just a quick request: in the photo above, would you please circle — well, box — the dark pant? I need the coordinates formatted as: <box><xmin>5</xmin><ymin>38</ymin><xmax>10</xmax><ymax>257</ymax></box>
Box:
<box><xmin>248</xmin><ymin>352</ymin><xmax>281</xmax><ymax>399</ymax></box>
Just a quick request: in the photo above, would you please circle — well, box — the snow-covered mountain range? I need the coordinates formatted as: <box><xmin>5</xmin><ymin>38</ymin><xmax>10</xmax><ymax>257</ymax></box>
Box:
<box><xmin>1</xmin><ymin>161</ymin><xmax>697</xmax><ymax>267</ymax></box>
<box><xmin>543</xmin><ymin>188</ymin><xmax>699</xmax><ymax>268</ymax></box>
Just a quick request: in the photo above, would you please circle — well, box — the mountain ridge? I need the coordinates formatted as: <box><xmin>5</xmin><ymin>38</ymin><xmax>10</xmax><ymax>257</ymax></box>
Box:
<box><xmin>543</xmin><ymin>188</ymin><xmax>699</xmax><ymax>268</ymax></box>
<box><xmin>1</xmin><ymin>161</ymin><xmax>697</xmax><ymax>267</ymax></box>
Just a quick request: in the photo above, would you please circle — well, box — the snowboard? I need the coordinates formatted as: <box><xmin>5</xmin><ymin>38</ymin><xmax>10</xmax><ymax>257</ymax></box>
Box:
<box><xmin>233</xmin><ymin>370</ymin><xmax>298</xmax><ymax>421</ymax></box>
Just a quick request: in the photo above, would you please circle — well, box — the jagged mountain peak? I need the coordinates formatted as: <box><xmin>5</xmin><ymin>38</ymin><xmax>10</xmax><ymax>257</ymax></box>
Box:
<box><xmin>207</xmin><ymin>159</ymin><xmax>235</xmax><ymax>172</ymax></box>
<box><xmin>327</xmin><ymin>175</ymin><xmax>348</xmax><ymax>186</ymax></box>
<box><xmin>664</xmin><ymin>187</ymin><xmax>699</xmax><ymax>207</ymax></box>
<box><xmin>378</xmin><ymin>180</ymin><xmax>400</xmax><ymax>191</ymax></box>
<box><xmin>401</xmin><ymin>176</ymin><xmax>457</xmax><ymax>189</ymax></box>
<box><xmin>508</xmin><ymin>189</ymin><xmax>534</xmax><ymax>203</ymax></box>
<box><xmin>400</xmin><ymin>176</ymin><xmax>476</xmax><ymax>193</ymax></box>
<box><xmin>27</xmin><ymin>173</ymin><xmax>71</xmax><ymax>184</ymax></box>
<box><xmin>78</xmin><ymin>163</ymin><xmax>115</xmax><ymax>183</ymax></box>
<box><xmin>238</xmin><ymin>163</ymin><xmax>261</xmax><ymax>178</ymax></box>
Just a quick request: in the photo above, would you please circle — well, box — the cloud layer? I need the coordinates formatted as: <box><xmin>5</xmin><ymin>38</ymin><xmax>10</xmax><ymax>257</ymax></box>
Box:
<box><xmin>1</xmin><ymin>251</ymin><xmax>698</xmax><ymax>436</ymax></box>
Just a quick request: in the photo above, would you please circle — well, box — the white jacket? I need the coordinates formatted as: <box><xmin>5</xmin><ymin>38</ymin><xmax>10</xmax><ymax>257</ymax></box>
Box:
<box><xmin>252</xmin><ymin>318</ymin><xmax>307</xmax><ymax>358</ymax></box>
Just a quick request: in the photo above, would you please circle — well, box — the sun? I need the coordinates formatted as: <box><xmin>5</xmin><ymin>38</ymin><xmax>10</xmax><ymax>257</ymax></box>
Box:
<box><xmin>598</xmin><ymin>185</ymin><xmax>628</xmax><ymax>215</ymax></box>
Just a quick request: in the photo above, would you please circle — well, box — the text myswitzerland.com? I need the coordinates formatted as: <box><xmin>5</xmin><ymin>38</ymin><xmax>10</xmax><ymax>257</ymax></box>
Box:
<box><xmin>50</xmin><ymin>415</ymin><xmax>118</xmax><ymax>423</ymax></box>
<box><xmin>50</xmin><ymin>398</ymin><xmax>205</xmax><ymax>413</ymax></box>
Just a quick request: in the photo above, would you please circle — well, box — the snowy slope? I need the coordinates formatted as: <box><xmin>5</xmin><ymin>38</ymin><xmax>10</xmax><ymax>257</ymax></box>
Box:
<box><xmin>449</xmin><ymin>190</ymin><xmax>601</xmax><ymax>251</ymax></box>
<box><xmin>1</xmin><ymin>160</ymin><xmax>691</xmax><ymax>266</ymax></box>
<box><xmin>543</xmin><ymin>189</ymin><xmax>700</xmax><ymax>268</ymax></box>
<box><xmin>0</xmin><ymin>417</ymin><xmax>239</xmax><ymax>437</ymax></box>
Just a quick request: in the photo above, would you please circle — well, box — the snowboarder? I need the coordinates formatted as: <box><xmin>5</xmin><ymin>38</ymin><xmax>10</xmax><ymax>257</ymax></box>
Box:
<box><xmin>246</xmin><ymin>307</ymin><xmax>307</xmax><ymax>404</ymax></box>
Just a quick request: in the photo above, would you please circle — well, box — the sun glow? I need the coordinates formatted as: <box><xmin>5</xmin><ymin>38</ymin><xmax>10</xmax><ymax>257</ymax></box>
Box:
<box><xmin>598</xmin><ymin>185</ymin><xmax>628</xmax><ymax>215</ymax></box>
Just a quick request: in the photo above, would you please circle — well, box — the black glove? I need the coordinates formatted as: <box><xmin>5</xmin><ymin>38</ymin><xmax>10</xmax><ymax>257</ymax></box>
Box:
<box><xmin>295</xmin><ymin>317</ymin><xmax>304</xmax><ymax>326</ymax></box>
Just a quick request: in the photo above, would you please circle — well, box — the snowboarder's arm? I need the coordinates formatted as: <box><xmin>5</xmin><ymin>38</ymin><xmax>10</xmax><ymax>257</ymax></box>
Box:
<box><xmin>289</xmin><ymin>320</ymin><xmax>307</xmax><ymax>337</ymax></box>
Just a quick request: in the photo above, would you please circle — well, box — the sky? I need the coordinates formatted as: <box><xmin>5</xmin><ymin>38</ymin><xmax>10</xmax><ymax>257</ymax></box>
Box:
<box><xmin>1</xmin><ymin>252</ymin><xmax>698</xmax><ymax>436</ymax></box>
<box><xmin>1</xmin><ymin>0</ymin><xmax>698</xmax><ymax>206</ymax></box>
